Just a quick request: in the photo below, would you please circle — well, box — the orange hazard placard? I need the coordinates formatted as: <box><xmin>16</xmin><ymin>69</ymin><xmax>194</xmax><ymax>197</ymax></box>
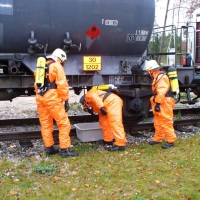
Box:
<box><xmin>86</xmin><ymin>25</ymin><xmax>101</xmax><ymax>40</ymax></box>
<box><xmin>83</xmin><ymin>56</ymin><xmax>101</xmax><ymax>71</ymax></box>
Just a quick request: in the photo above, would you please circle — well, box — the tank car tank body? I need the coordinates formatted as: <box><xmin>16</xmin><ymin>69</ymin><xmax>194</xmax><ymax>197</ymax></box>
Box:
<box><xmin>0</xmin><ymin>0</ymin><xmax>155</xmax><ymax>126</ymax></box>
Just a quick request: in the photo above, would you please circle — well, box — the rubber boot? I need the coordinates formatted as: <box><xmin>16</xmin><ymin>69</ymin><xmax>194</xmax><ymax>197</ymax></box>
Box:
<box><xmin>103</xmin><ymin>140</ymin><xmax>113</xmax><ymax>145</ymax></box>
<box><xmin>149</xmin><ymin>140</ymin><xmax>162</xmax><ymax>145</ymax></box>
<box><xmin>46</xmin><ymin>145</ymin><xmax>59</xmax><ymax>156</ymax></box>
<box><xmin>161</xmin><ymin>142</ymin><xmax>174</xmax><ymax>149</ymax></box>
<box><xmin>106</xmin><ymin>145</ymin><xmax>125</xmax><ymax>151</ymax></box>
<box><xmin>60</xmin><ymin>149</ymin><xmax>79</xmax><ymax>158</ymax></box>
<box><xmin>99</xmin><ymin>140</ymin><xmax>113</xmax><ymax>146</ymax></box>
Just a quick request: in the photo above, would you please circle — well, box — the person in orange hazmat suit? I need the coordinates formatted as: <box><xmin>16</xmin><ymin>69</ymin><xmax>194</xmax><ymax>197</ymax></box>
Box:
<box><xmin>34</xmin><ymin>48</ymin><xmax>79</xmax><ymax>157</ymax></box>
<box><xmin>80</xmin><ymin>89</ymin><xmax>127</xmax><ymax>151</ymax></box>
<box><xmin>144</xmin><ymin>60</ymin><xmax>177</xmax><ymax>149</ymax></box>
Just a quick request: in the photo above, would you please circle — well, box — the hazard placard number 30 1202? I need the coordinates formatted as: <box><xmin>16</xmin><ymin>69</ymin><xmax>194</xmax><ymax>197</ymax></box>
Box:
<box><xmin>83</xmin><ymin>56</ymin><xmax>101</xmax><ymax>71</ymax></box>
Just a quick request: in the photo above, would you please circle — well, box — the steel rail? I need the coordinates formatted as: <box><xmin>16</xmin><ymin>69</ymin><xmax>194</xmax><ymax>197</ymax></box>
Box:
<box><xmin>0</xmin><ymin>107</ymin><xmax>200</xmax><ymax>146</ymax></box>
<box><xmin>0</xmin><ymin>116</ymin><xmax>200</xmax><ymax>147</ymax></box>
<box><xmin>0</xmin><ymin>107</ymin><xmax>200</xmax><ymax>126</ymax></box>
<box><xmin>0</xmin><ymin>114</ymin><xmax>98</xmax><ymax>126</ymax></box>
<box><xmin>148</xmin><ymin>107</ymin><xmax>200</xmax><ymax>118</ymax></box>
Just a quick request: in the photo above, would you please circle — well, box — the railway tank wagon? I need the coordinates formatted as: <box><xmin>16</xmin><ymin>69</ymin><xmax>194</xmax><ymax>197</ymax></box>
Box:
<box><xmin>0</xmin><ymin>0</ymin><xmax>155</xmax><ymax>126</ymax></box>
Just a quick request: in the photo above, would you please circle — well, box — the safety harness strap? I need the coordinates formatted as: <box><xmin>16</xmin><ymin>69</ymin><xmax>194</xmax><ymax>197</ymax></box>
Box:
<box><xmin>165</xmin><ymin>92</ymin><xmax>173</xmax><ymax>97</ymax></box>
<box><xmin>153</xmin><ymin>72</ymin><xmax>173</xmax><ymax>98</ymax></box>
<box><xmin>46</xmin><ymin>62</ymin><xmax>57</xmax><ymax>90</ymax></box>
<box><xmin>100</xmin><ymin>92</ymin><xmax>112</xmax><ymax>102</ymax></box>
<box><xmin>48</xmin><ymin>82</ymin><xmax>57</xmax><ymax>89</ymax></box>
<box><xmin>153</xmin><ymin>72</ymin><xmax>165</xmax><ymax>87</ymax></box>
<box><xmin>46</xmin><ymin>61</ymin><xmax>56</xmax><ymax>88</ymax></box>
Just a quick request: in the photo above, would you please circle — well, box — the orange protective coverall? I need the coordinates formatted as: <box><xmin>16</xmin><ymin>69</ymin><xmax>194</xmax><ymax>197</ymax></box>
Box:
<box><xmin>149</xmin><ymin>70</ymin><xmax>177</xmax><ymax>143</ymax></box>
<box><xmin>34</xmin><ymin>59</ymin><xmax>71</xmax><ymax>149</ymax></box>
<box><xmin>84</xmin><ymin>89</ymin><xmax>127</xmax><ymax>146</ymax></box>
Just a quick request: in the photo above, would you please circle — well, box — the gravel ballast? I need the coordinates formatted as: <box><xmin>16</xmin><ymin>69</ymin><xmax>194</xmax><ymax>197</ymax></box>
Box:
<box><xmin>0</xmin><ymin>93</ymin><xmax>200</xmax><ymax>162</ymax></box>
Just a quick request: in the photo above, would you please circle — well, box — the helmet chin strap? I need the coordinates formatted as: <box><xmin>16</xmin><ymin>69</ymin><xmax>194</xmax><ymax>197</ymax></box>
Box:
<box><xmin>57</xmin><ymin>58</ymin><xmax>63</xmax><ymax>64</ymax></box>
<box><xmin>149</xmin><ymin>70</ymin><xmax>159</xmax><ymax>79</ymax></box>
<box><xmin>147</xmin><ymin>70</ymin><xmax>154</xmax><ymax>79</ymax></box>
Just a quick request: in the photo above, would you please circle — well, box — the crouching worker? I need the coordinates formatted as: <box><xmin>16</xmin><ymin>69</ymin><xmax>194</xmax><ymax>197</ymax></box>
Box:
<box><xmin>80</xmin><ymin>89</ymin><xmax>127</xmax><ymax>151</ymax></box>
<box><xmin>34</xmin><ymin>48</ymin><xmax>79</xmax><ymax>157</ymax></box>
<box><xmin>144</xmin><ymin>60</ymin><xmax>177</xmax><ymax>149</ymax></box>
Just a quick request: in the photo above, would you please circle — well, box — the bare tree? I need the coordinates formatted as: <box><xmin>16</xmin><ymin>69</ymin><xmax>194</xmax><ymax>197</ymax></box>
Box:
<box><xmin>185</xmin><ymin>0</ymin><xmax>200</xmax><ymax>17</ymax></box>
<box><xmin>174</xmin><ymin>0</ymin><xmax>200</xmax><ymax>19</ymax></box>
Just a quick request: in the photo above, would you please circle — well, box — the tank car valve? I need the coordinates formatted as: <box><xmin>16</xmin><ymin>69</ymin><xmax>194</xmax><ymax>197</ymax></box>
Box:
<box><xmin>28</xmin><ymin>31</ymin><xmax>44</xmax><ymax>54</ymax></box>
<box><xmin>64</xmin><ymin>32</ymin><xmax>72</xmax><ymax>47</ymax></box>
<box><xmin>63</xmin><ymin>32</ymin><xmax>81</xmax><ymax>53</ymax></box>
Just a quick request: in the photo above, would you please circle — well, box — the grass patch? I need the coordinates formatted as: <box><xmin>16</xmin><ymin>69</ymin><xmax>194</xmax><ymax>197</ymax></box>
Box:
<box><xmin>176</xmin><ymin>110</ymin><xmax>182</xmax><ymax>120</ymax></box>
<box><xmin>34</xmin><ymin>162</ymin><xmax>57</xmax><ymax>175</ymax></box>
<box><xmin>0</xmin><ymin>135</ymin><xmax>200</xmax><ymax>199</ymax></box>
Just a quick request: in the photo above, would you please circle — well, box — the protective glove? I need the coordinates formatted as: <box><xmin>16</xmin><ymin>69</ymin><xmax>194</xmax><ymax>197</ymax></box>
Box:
<box><xmin>83</xmin><ymin>108</ymin><xmax>89</xmax><ymax>113</ymax></box>
<box><xmin>84</xmin><ymin>108</ymin><xmax>94</xmax><ymax>115</ymax></box>
<box><xmin>64</xmin><ymin>101</ymin><xmax>70</xmax><ymax>112</ymax></box>
<box><xmin>87</xmin><ymin>108</ymin><xmax>94</xmax><ymax>115</ymax></box>
<box><xmin>100</xmin><ymin>107</ymin><xmax>107</xmax><ymax>115</ymax></box>
<box><xmin>154</xmin><ymin>103</ymin><xmax>160</xmax><ymax>112</ymax></box>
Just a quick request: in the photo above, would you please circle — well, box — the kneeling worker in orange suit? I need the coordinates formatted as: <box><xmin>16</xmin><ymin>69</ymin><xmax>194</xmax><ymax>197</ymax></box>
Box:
<box><xmin>144</xmin><ymin>60</ymin><xmax>177</xmax><ymax>149</ymax></box>
<box><xmin>34</xmin><ymin>48</ymin><xmax>79</xmax><ymax>157</ymax></box>
<box><xmin>80</xmin><ymin>89</ymin><xmax>127</xmax><ymax>151</ymax></box>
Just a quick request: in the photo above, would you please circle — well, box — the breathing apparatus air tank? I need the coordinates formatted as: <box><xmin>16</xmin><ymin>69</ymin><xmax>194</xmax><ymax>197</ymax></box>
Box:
<box><xmin>92</xmin><ymin>84</ymin><xmax>118</xmax><ymax>91</ymax></box>
<box><xmin>35</xmin><ymin>57</ymin><xmax>46</xmax><ymax>88</ymax></box>
<box><xmin>167</xmin><ymin>66</ymin><xmax>180</xmax><ymax>99</ymax></box>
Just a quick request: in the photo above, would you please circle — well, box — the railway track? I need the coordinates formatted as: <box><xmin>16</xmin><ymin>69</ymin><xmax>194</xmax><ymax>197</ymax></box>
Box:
<box><xmin>0</xmin><ymin>115</ymin><xmax>99</xmax><ymax>146</ymax></box>
<box><xmin>0</xmin><ymin>107</ymin><xmax>200</xmax><ymax>147</ymax></box>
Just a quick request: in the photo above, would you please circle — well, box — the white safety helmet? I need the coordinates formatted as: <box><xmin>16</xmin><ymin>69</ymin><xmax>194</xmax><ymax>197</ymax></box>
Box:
<box><xmin>144</xmin><ymin>60</ymin><xmax>160</xmax><ymax>71</ymax></box>
<box><xmin>46</xmin><ymin>48</ymin><xmax>67</xmax><ymax>63</ymax></box>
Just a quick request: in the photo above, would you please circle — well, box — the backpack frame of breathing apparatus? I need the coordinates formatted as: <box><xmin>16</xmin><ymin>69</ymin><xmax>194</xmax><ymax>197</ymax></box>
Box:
<box><xmin>35</xmin><ymin>57</ymin><xmax>56</xmax><ymax>96</ymax></box>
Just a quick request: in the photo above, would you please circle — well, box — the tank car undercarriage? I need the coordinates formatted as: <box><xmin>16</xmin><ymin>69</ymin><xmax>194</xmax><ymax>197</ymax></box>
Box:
<box><xmin>0</xmin><ymin>54</ymin><xmax>152</xmax><ymax>127</ymax></box>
